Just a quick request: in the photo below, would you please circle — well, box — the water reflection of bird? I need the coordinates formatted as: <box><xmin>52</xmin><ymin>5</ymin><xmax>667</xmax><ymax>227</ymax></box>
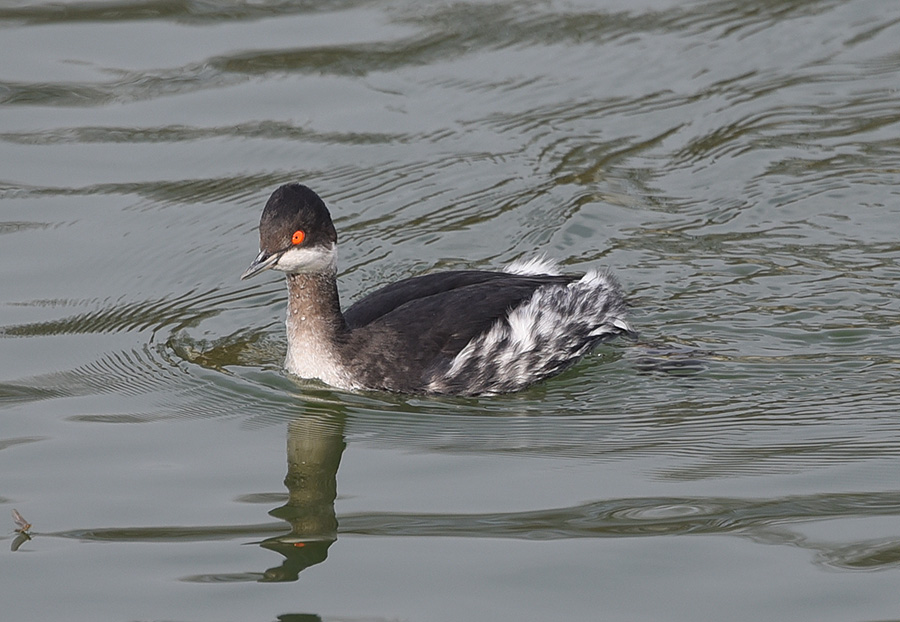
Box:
<box><xmin>260</xmin><ymin>417</ymin><xmax>345</xmax><ymax>583</ymax></box>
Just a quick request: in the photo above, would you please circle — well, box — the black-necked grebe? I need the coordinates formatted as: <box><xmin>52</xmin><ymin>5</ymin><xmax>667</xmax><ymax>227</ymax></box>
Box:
<box><xmin>242</xmin><ymin>183</ymin><xmax>636</xmax><ymax>395</ymax></box>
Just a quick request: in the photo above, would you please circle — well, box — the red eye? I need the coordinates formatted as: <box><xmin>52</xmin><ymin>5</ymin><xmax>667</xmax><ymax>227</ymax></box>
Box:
<box><xmin>291</xmin><ymin>230</ymin><xmax>305</xmax><ymax>245</ymax></box>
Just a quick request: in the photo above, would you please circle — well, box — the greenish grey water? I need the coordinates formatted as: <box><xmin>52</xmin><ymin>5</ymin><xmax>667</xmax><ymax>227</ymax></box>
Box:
<box><xmin>2</xmin><ymin>0</ymin><xmax>900</xmax><ymax>620</ymax></box>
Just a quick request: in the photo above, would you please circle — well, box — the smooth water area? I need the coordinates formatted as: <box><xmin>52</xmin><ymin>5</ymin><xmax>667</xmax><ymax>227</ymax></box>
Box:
<box><xmin>2</xmin><ymin>1</ymin><xmax>900</xmax><ymax>620</ymax></box>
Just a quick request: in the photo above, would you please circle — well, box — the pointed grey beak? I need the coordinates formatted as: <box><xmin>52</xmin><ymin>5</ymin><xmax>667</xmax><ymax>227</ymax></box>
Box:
<box><xmin>241</xmin><ymin>250</ymin><xmax>281</xmax><ymax>280</ymax></box>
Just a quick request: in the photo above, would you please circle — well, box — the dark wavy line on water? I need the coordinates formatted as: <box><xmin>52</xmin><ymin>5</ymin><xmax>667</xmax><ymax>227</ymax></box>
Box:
<box><xmin>36</xmin><ymin>490</ymin><xmax>900</xmax><ymax>571</ymax></box>
<box><xmin>0</xmin><ymin>0</ymin><xmax>369</xmax><ymax>26</ymax></box>
<box><xmin>0</xmin><ymin>436</ymin><xmax>46</xmax><ymax>451</ymax></box>
<box><xmin>0</xmin><ymin>345</ymin><xmax>183</xmax><ymax>409</ymax></box>
<box><xmin>339</xmin><ymin>492</ymin><xmax>900</xmax><ymax>540</ymax></box>
<box><xmin>670</xmin><ymin>94</ymin><xmax>900</xmax><ymax>170</ymax></box>
<box><xmin>0</xmin><ymin>61</ymin><xmax>244</xmax><ymax>107</ymax></box>
<box><xmin>0</xmin><ymin>122</ymin><xmax>406</xmax><ymax>146</ymax></box>
<box><xmin>0</xmin><ymin>285</ymin><xmax>264</xmax><ymax>338</ymax></box>
<box><xmin>0</xmin><ymin>0</ymin><xmax>844</xmax><ymax>33</ymax></box>
<box><xmin>45</xmin><ymin>491</ymin><xmax>900</xmax><ymax>541</ymax></box>
<box><xmin>0</xmin><ymin>220</ymin><xmax>53</xmax><ymax>235</ymax></box>
<box><xmin>0</xmin><ymin>175</ymin><xmax>294</xmax><ymax>205</ymax></box>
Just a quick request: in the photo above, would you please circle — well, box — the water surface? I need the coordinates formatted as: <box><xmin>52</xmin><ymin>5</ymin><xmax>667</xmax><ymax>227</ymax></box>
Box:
<box><xmin>3</xmin><ymin>1</ymin><xmax>900</xmax><ymax>620</ymax></box>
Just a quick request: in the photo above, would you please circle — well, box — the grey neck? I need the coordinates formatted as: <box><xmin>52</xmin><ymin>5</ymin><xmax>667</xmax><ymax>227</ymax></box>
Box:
<box><xmin>285</xmin><ymin>272</ymin><xmax>347</xmax><ymax>350</ymax></box>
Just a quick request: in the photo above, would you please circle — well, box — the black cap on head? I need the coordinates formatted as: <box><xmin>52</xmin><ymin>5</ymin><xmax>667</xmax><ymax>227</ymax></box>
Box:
<box><xmin>259</xmin><ymin>184</ymin><xmax>337</xmax><ymax>253</ymax></box>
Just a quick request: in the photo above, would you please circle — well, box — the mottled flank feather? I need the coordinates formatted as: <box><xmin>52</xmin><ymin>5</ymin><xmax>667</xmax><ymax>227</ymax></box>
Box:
<box><xmin>427</xmin><ymin>268</ymin><xmax>635</xmax><ymax>395</ymax></box>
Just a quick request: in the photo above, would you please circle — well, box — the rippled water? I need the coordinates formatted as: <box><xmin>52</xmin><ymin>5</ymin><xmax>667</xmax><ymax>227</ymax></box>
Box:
<box><xmin>3</xmin><ymin>1</ymin><xmax>900</xmax><ymax>620</ymax></box>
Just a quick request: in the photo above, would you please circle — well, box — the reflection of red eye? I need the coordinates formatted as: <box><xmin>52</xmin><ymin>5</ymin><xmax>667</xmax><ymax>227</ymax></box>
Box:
<box><xmin>291</xmin><ymin>230</ymin><xmax>305</xmax><ymax>245</ymax></box>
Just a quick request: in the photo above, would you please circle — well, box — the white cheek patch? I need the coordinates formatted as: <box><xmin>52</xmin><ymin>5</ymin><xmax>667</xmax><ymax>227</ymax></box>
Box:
<box><xmin>275</xmin><ymin>244</ymin><xmax>338</xmax><ymax>274</ymax></box>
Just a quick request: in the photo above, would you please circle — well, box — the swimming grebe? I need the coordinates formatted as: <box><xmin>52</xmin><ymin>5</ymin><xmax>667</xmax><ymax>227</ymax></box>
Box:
<box><xmin>242</xmin><ymin>183</ymin><xmax>636</xmax><ymax>395</ymax></box>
